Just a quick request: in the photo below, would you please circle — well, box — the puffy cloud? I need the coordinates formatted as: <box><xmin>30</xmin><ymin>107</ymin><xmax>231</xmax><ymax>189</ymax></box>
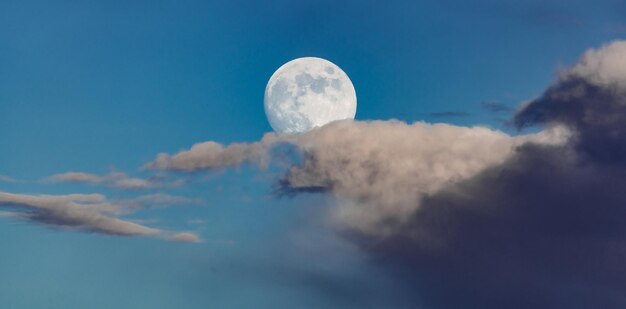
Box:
<box><xmin>568</xmin><ymin>40</ymin><xmax>626</xmax><ymax>88</ymax></box>
<box><xmin>46</xmin><ymin>171</ymin><xmax>184</xmax><ymax>190</ymax></box>
<box><xmin>280</xmin><ymin>120</ymin><xmax>568</xmax><ymax>234</ymax></box>
<box><xmin>366</xmin><ymin>40</ymin><xmax>626</xmax><ymax>308</ymax></box>
<box><xmin>515</xmin><ymin>40</ymin><xmax>626</xmax><ymax>164</ymax></box>
<box><xmin>0</xmin><ymin>191</ymin><xmax>200</xmax><ymax>242</ymax></box>
<box><xmin>148</xmin><ymin>119</ymin><xmax>569</xmax><ymax>235</ymax></box>
<box><xmin>370</xmin><ymin>143</ymin><xmax>626</xmax><ymax>308</ymax></box>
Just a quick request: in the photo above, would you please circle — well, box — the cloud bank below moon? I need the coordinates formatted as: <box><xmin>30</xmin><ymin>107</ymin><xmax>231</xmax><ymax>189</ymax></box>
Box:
<box><xmin>147</xmin><ymin>119</ymin><xmax>569</xmax><ymax>235</ymax></box>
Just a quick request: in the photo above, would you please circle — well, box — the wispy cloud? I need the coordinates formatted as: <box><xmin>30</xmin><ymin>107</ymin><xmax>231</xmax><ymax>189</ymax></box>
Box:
<box><xmin>0</xmin><ymin>191</ymin><xmax>201</xmax><ymax>243</ymax></box>
<box><xmin>427</xmin><ymin>111</ymin><xmax>470</xmax><ymax>118</ymax></box>
<box><xmin>0</xmin><ymin>175</ymin><xmax>17</xmax><ymax>183</ymax></box>
<box><xmin>188</xmin><ymin>219</ymin><xmax>206</xmax><ymax>225</ymax></box>
<box><xmin>45</xmin><ymin>171</ymin><xmax>184</xmax><ymax>190</ymax></box>
<box><xmin>602</xmin><ymin>22</ymin><xmax>626</xmax><ymax>34</ymax></box>
<box><xmin>133</xmin><ymin>193</ymin><xmax>203</xmax><ymax>208</ymax></box>
<box><xmin>480</xmin><ymin>101</ymin><xmax>512</xmax><ymax>113</ymax></box>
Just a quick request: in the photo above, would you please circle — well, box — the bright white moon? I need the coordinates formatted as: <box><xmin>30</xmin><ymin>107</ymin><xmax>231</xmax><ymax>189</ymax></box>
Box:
<box><xmin>264</xmin><ymin>57</ymin><xmax>357</xmax><ymax>134</ymax></box>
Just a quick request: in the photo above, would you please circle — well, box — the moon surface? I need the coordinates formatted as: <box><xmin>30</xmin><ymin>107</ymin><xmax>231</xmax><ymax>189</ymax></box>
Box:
<box><xmin>264</xmin><ymin>57</ymin><xmax>357</xmax><ymax>134</ymax></box>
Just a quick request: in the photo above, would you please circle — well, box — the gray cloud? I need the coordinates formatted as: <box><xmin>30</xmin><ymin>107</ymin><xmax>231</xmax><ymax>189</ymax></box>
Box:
<box><xmin>515</xmin><ymin>40</ymin><xmax>626</xmax><ymax>164</ymax></box>
<box><xmin>369</xmin><ymin>143</ymin><xmax>626</xmax><ymax>308</ymax></box>
<box><xmin>46</xmin><ymin>171</ymin><xmax>184</xmax><ymax>190</ymax></box>
<box><xmin>481</xmin><ymin>101</ymin><xmax>512</xmax><ymax>113</ymax></box>
<box><xmin>0</xmin><ymin>191</ymin><xmax>201</xmax><ymax>242</ymax></box>
<box><xmin>363</xmin><ymin>40</ymin><xmax>626</xmax><ymax>308</ymax></box>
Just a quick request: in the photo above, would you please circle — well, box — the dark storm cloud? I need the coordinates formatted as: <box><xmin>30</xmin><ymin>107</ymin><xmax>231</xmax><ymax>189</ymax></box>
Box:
<box><xmin>362</xmin><ymin>41</ymin><xmax>626</xmax><ymax>308</ymax></box>
<box><xmin>367</xmin><ymin>143</ymin><xmax>626</xmax><ymax>308</ymax></box>
<box><xmin>514</xmin><ymin>41</ymin><xmax>626</xmax><ymax>164</ymax></box>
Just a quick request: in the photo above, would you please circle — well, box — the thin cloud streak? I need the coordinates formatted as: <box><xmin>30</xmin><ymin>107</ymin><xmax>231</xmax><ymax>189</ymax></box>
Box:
<box><xmin>0</xmin><ymin>175</ymin><xmax>17</xmax><ymax>183</ymax></box>
<box><xmin>46</xmin><ymin>171</ymin><xmax>184</xmax><ymax>190</ymax></box>
<box><xmin>0</xmin><ymin>191</ymin><xmax>201</xmax><ymax>243</ymax></box>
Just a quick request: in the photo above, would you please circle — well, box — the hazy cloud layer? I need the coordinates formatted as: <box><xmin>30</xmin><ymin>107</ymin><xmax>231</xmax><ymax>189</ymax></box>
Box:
<box><xmin>149</xmin><ymin>119</ymin><xmax>569</xmax><ymax>234</ymax></box>
<box><xmin>47</xmin><ymin>171</ymin><xmax>184</xmax><ymax>190</ymax></box>
<box><xmin>0</xmin><ymin>191</ymin><xmax>200</xmax><ymax>243</ymax></box>
<box><xmin>0</xmin><ymin>175</ymin><xmax>17</xmax><ymax>183</ymax></box>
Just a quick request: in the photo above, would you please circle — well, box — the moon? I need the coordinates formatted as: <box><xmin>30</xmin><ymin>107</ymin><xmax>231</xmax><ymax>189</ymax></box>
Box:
<box><xmin>264</xmin><ymin>57</ymin><xmax>357</xmax><ymax>134</ymax></box>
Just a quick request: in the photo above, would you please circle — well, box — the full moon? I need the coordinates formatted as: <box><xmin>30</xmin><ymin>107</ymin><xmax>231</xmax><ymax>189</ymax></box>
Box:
<box><xmin>264</xmin><ymin>57</ymin><xmax>357</xmax><ymax>134</ymax></box>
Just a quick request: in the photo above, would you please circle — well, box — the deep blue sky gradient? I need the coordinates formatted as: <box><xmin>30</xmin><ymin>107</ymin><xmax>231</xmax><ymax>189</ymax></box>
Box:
<box><xmin>1</xmin><ymin>0</ymin><xmax>625</xmax><ymax>307</ymax></box>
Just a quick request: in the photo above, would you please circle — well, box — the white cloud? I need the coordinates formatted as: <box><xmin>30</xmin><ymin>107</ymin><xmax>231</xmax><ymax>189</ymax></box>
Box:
<box><xmin>568</xmin><ymin>40</ymin><xmax>626</xmax><ymax>89</ymax></box>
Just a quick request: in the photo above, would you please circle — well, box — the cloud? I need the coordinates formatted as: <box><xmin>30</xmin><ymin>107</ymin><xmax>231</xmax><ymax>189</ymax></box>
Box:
<box><xmin>46</xmin><ymin>171</ymin><xmax>184</xmax><ymax>190</ymax></box>
<box><xmin>144</xmin><ymin>40</ymin><xmax>626</xmax><ymax>307</ymax></box>
<box><xmin>515</xmin><ymin>40</ymin><xmax>626</xmax><ymax>164</ymax></box>
<box><xmin>0</xmin><ymin>175</ymin><xmax>17</xmax><ymax>183</ymax></box>
<box><xmin>481</xmin><ymin>101</ymin><xmax>512</xmax><ymax>113</ymax></box>
<box><xmin>368</xmin><ymin>143</ymin><xmax>626</xmax><ymax>308</ymax></box>
<box><xmin>362</xmin><ymin>40</ymin><xmax>626</xmax><ymax>308</ymax></box>
<box><xmin>169</xmin><ymin>232</ymin><xmax>202</xmax><ymax>243</ymax></box>
<box><xmin>567</xmin><ymin>40</ymin><xmax>626</xmax><ymax>88</ymax></box>
<box><xmin>145</xmin><ymin>135</ymin><xmax>281</xmax><ymax>172</ymax></box>
<box><xmin>188</xmin><ymin>219</ymin><xmax>206</xmax><ymax>225</ymax></box>
<box><xmin>133</xmin><ymin>193</ymin><xmax>202</xmax><ymax>208</ymax></box>
<box><xmin>148</xmin><ymin>119</ymin><xmax>569</xmax><ymax>235</ymax></box>
<box><xmin>0</xmin><ymin>191</ymin><xmax>201</xmax><ymax>243</ymax></box>
<box><xmin>280</xmin><ymin>121</ymin><xmax>569</xmax><ymax>235</ymax></box>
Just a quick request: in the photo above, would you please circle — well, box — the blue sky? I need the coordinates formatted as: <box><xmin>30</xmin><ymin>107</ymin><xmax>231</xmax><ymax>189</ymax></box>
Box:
<box><xmin>1</xmin><ymin>0</ymin><xmax>626</xmax><ymax>308</ymax></box>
